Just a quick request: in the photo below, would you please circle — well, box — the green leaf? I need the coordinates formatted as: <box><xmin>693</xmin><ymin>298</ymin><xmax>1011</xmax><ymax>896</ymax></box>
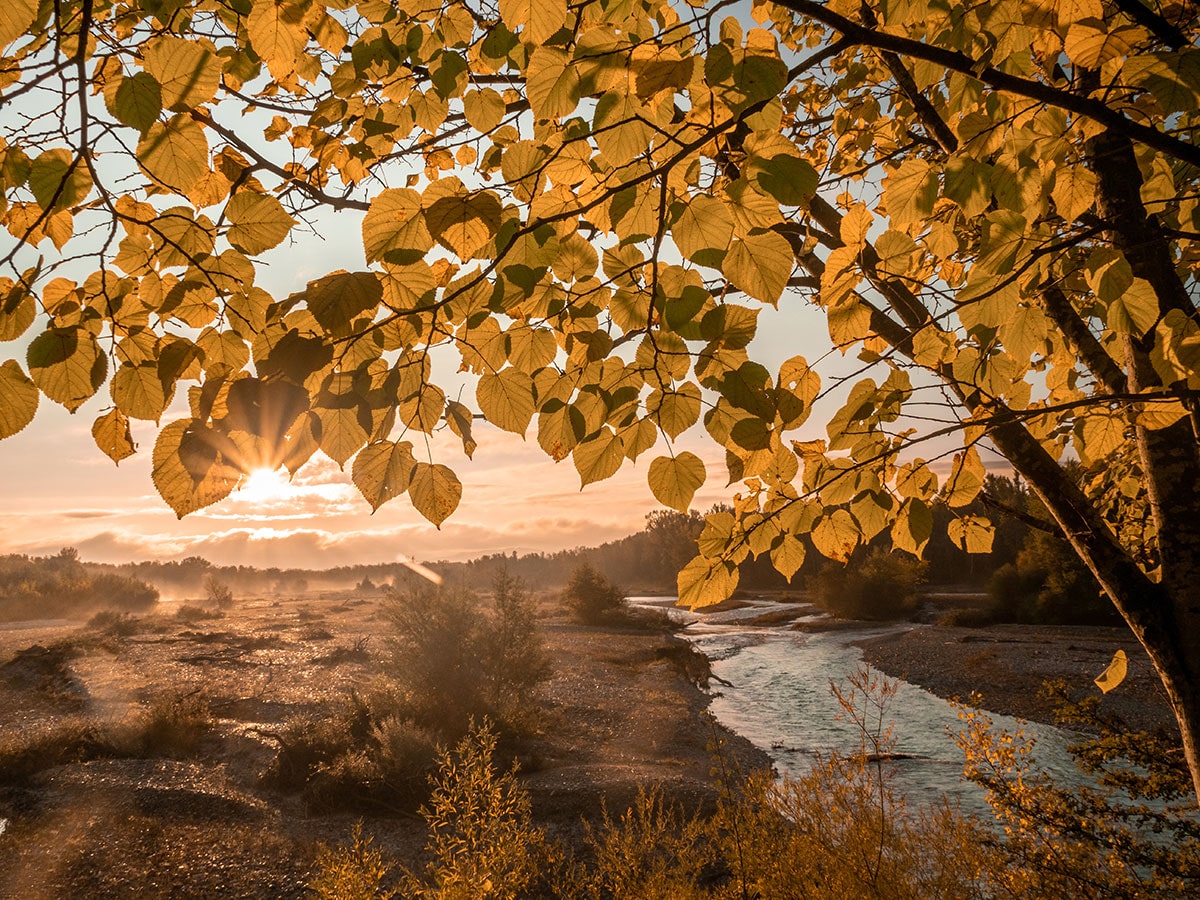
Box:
<box><xmin>409</xmin><ymin>461</ymin><xmax>462</xmax><ymax>527</ymax></box>
<box><xmin>138</xmin><ymin>115</ymin><xmax>209</xmax><ymax>191</ymax></box>
<box><xmin>722</xmin><ymin>229</ymin><xmax>793</xmax><ymax>305</ymax></box>
<box><xmin>678</xmin><ymin>556</ymin><xmax>739</xmax><ymax>609</ymax></box>
<box><xmin>477</xmin><ymin>369</ymin><xmax>536</xmax><ymax>434</ymax></box>
<box><xmin>225</xmin><ymin>192</ymin><xmax>295</xmax><ymax>255</ymax></box>
<box><xmin>1094</xmin><ymin>649</ymin><xmax>1128</xmax><ymax>694</ymax></box>
<box><xmin>152</xmin><ymin>418</ymin><xmax>240</xmax><ymax>518</ymax></box>
<box><xmin>573</xmin><ymin>429</ymin><xmax>624</xmax><ymax>486</ymax></box>
<box><xmin>27</xmin><ymin>327</ymin><xmax>107</xmax><ymax>412</ymax></box>
<box><xmin>91</xmin><ymin>408</ymin><xmax>136</xmax><ymax>464</ymax></box>
<box><xmin>0</xmin><ymin>0</ymin><xmax>37</xmax><ymax>50</ymax></box>
<box><xmin>352</xmin><ymin>440</ymin><xmax>417</xmax><ymax>512</ymax></box>
<box><xmin>648</xmin><ymin>452</ymin><xmax>705</xmax><ymax>512</ymax></box>
<box><xmin>811</xmin><ymin>509</ymin><xmax>859</xmax><ymax>562</ymax></box>
<box><xmin>891</xmin><ymin>498</ymin><xmax>933</xmax><ymax>556</ymax></box>
<box><xmin>0</xmin><ymin>359</ymin><xmax>38</xmax><ymax>439</ymax></box>
<box><xmin>362</xmin><ymin>188</ymin><xmax>433</xmax><ymax>264</ymax></box>
<box><xmin>110</xmin><ymin>72</ymin><xmax>162</xmax><ymax>133</ymax></box>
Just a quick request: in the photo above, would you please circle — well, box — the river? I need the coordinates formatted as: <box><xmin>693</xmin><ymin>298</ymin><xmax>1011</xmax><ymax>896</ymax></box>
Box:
<box><xmin>630</xmin><ymin>596</ymin><xmax>1084</xmax><ymax>815</ymax></box>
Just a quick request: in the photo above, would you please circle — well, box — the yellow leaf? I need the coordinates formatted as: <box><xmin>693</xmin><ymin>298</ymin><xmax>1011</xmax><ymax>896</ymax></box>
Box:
<box><xmin>424</xmin><ymin>190</ymin><xmax>502</xmax><ymax>259</ymax></box>
<box><xmin>352</xmin><ymin>440</ymin><xmax>417</xmax><ymax>512</ymax></box>
<box><xmin>573</xmin><ymin>429</ymin><xmax>625</xmax><ymax>487</ymax></box>
<box><xmin>722</xmin><ymin>229</ymin><xmax>793</xmax><ymax>305</ymax></box>
<box><xmin>526</xmin><ymin>46</ymin><xmax>580</xmax><ymax>120</ymax></box>
<box><xmin>26</xmin><ymin>327</ymin><xmax>107</xmax><ymax>412</ymax></box>
<box><xmin>677</xmin><ymin>556</ymin><xmax>739</xmax><ymax>609</ymax></box>
<box><xmin>247</xmin><ymin>0</ymin><xmax>305</xmax><ymax>81</ymax></box>
<box><xmin>811</xmin><ymin>509</ymin><xmax>859</xmax><ymax>562</ymax></box>
<box><xmin>363</xmin><ymin>188</ymin><xmax>433</xmax><ymax>264</ymax></box>
<box><xmin>151</xmin><ymin>419</ymin><xmax>240</xmax><ymax>518</ymax></box>
<box><xmin>408</xmin><ymin>461</ymin><xmax>462</xmax><ymax>527</ymax></box>
<box><xmin>28</xmin><ymin>149</ymin><xmax>92</xmax><ymax>211</ymax></box>
<box><xmin>0</xmin><ymin>278</ymin><xmax>35</xmax><ymax>342</ymax></box>
<box><xmin>316</xmin><ymin>405</ymin><xmax>369</xmax><ymax>467</ymax></box>
<box><xmin>884</xmin><ymin>158</ymin><xmax>937</xmax><ymax>228</ymax></box>
<box><xmin>891</xmin><ymin>498</ymin><xmax>932</xmax><ymax>556</ymax></box>
<box><xmin>111</xmin><ymin>362</ymin><xmax>168</xmax><ymax>421</ymax></box>
<box><xmin>0</xmin><ymin>358</ymin><xmax>38</xmax><ymax>439</ymax></box>
<box><xmin>770</xmin><ymin>533</ymin><xmax>806</xmax><ymax>581</ymax></box>
<box><xmin>948</xmin><ymin>514</ymin><xmax>994</xmax><ymax>554</ymax></box>
<box><xmin>142</xmin><ymin>36</ymin><xmax>222</xmax><ymax>109</ymax></box>
<box><xmin>477</xmin><ymin>369</ymin><xmax>536</xmax><ymax>434</ymax></box>
<box><xmin>648</xmin><ymin>452</ymin><xmax>706</xmax><ymax>512</ymax></box>
<box><xmin>462</xmin><ymin>89</ymin><xmax>506</xmax><ymax>132</ymax></box>
<box><xmin>498</xmin><ymin>0</ymin><xmax>566</xmax><ymax>44</ymax></box>
<box><xmin>941</xmin><ymin>447</ymin><xmax>985</xmax><ymax>507</ymax></box>
<box><xmin>1094</xmin><ymin>649</ymin><xmax>1128</xmax><ymax>694</ymax></box>
<box><xmin>91</xmin><ymin>408</ymin><xmax>136</xmax><ymax>463</ymax></box>
<box><xmin>0</xmin><ymin>0</ymin><xmax>37</xmax><ymax>50</ymax></box>
<box><xmin>225</xmin><ymin>192</ymin><xmax>295</xmax><ymax>255</ymax></box>
<box><xmin>138</xmin><ymin>115</ymin><xmax>209</xmax><ymax>191</ymax></box>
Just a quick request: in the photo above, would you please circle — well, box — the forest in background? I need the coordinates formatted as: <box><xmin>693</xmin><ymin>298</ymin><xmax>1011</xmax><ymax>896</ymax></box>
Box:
<box><xmin>1</xmin><ymin>473</ymin><xmax>1117</xmax><ymax>627</ymax></box>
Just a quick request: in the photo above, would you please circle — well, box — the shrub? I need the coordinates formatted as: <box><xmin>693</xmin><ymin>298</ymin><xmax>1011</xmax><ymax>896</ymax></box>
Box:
<box><xmin>175</xmin><ymin>603</ymin><xmax>224</xmax><ymax>623</ymax></box>
<box><xmin>0</xmin><ymin>717</ymin><xmax>113</xmax><ymax>783</ymax></box>
<box><xmin>813</xmin><ymin>549</ymin><xmax>927</xmax><ymax>620</ymax></box>
<box><xmin>119</xmin><ymin>690</ymin><xmax>214</xmax><ymax>758</ymax></box>
<box><xmin>265</xmin><ymin>680</ymin><xmax>440</xmax><ymax>814</ymax></box>
<box><xmin>383</xmin><ymin>570</ymin><xmax>550</xmax><ymax>738</ymax></box>
<box><xmin>204</xmin><ymin>574</ymin><xmax>234</xmax><ymax>610</ymax></box>
<box><xmin>85</xmin><ymin>610</ymin><xmax>144</xmax><ymax>636</ymax></box>
<box><xmin>986</xmin><ymin>531</ymin><xmax>1120</xmax><ymax>625</ymax></box>
<box><xmin>563</xmin><ymin>563</ymin><xmax>625</xmax><ymax>624</ymax></box>
<box><xmin>401</xmin><ymin>724</ymin><xmax>562</xmax><ymax>899</ymax></box>
<box><xmin>311</xmin><ymin>822</ymin><xmax>396</xmax><ymax>900</ymax></box>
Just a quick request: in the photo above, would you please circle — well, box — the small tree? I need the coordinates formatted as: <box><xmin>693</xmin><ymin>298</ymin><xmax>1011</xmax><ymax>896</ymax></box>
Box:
<box><xmin>564</xmin><ymin>563</ymin><xmax>626</xmax><ymax>625</ymax></box>
<box><xmin>203</xmin><ymin>574</ymin><xmax>234</xmax><ymax>610</ymax></box>
<box><xmin>814</xmin><ymin>549</ymin><xmax>927</xmax><ymax>621</ymax></box>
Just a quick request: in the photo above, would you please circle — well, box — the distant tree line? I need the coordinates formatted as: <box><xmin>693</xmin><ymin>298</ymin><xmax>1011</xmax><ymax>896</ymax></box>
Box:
<box><xmin>0</xmin><ymin>548</ymin><xmax>158</xmax><ymax>621</ymax></box>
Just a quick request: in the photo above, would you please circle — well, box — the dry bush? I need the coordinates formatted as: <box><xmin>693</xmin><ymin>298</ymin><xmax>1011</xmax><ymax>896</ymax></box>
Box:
<box><xmin>265</xmin><ymin>679</ymin><xmax>439</xmax><ymax>814</ymax></box>
<box><xmin>0</xmin><ymin>717</ymin><xmax>113</xmax><ymax>782</ymax></box>
<box><xmin>174</xmin><ymin>603</ymin><xmax>224</xmax><ymax>623</ymax></box>
<box><xmin>116</xmin><ymin>690</ymin><xmax>214</xmax><ymax>758</ymax></box>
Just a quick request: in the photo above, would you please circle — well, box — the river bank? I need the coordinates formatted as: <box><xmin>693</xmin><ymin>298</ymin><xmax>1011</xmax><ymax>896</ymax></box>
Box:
<box><xmin>0</xmin><ymin>592</ymin><xmax>768</xmax><ymax>898</ymax></box>
<box><xmin>855</xmin><ymin>622</ymin><xmax>1174</xmax><ymax>732</ymax></box>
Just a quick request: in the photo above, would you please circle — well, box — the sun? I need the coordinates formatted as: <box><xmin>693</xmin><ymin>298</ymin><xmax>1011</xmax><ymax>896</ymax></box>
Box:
<box><xmin>239</xmin><ymin>467</ymin><xmax>292</xmax><ymax>504</ymax></box>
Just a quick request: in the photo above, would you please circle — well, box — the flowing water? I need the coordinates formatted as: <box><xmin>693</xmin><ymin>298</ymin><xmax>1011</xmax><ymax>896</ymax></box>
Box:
<box><xmin>631</xmin><ymin>597</ymin><xmax>1083</xmax><ymax>815</ymax></box>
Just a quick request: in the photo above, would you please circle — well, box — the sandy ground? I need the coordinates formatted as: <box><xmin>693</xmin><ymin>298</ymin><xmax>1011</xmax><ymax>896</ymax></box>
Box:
<box><xmin>0</xmin><ymin>595</ymin><xmax>768</xmax><ymax>899</ymax></box>
<box><xmin>856</xmin><ymin>622</ymin><xmax>1175</xmax><ymax>732</ymax></box>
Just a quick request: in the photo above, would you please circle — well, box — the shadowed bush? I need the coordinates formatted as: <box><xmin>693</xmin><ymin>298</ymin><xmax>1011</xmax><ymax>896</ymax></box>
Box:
<box><xmin>563</xmin><ymin>563</ymin><xmax>626</xmax><ymax>625</ymax></box>
<box><xmin>814</xmin><ymin>549</ymin><xmax>927</xmax><ymax>621</ymax></box>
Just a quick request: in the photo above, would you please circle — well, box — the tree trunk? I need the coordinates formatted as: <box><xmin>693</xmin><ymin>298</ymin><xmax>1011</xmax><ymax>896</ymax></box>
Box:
<box><xmin>1081</xmin><ymin>129</ymin><xmax>1200</xmax><ymax>804</ymax></box>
